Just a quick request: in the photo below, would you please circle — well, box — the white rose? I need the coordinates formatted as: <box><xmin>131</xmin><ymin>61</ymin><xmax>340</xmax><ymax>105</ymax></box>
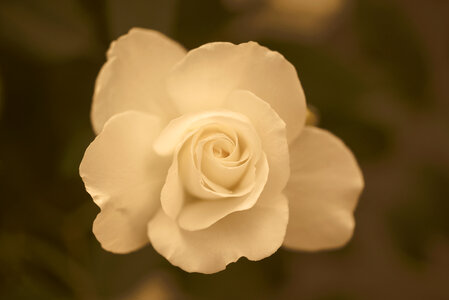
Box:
<box><xmin>80</xmin><ymin>28</ymin><xmax>364</xmax><ymax>274</ymax></box>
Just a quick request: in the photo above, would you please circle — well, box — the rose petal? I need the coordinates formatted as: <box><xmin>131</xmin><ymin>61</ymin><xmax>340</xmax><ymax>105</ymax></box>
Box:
<box><xmin>224</xmin><ymin>90</ymin><xmax>290</xmax><ymax>196</ymax></box>
<box><xmin>160</xmin><ymin>136</ymin><xmax>256</xmax><ymax>221</ymax></box>
<box><xmin>80</xmin><ymin>111</ymin><xmax>169</xmax><ymax>253</ymax></box>
<box><xmin>159</xmin><ymin>157</ymin><xmax>185</xmax><ymax>220</ymax></box>
<box><xmin>153</xmin><ymin>110</ymin><xmax>258</xmax><ymax>156</ymax></box>
<box><xmin>159</xmin><ymin>111</ymin><xmax>268</xmax><ymax>230</ymax></box>
<box><xmin>147</xmin><ymin>193</ymin><xmax>289</xmax><ymax>274</ymax></box>
<box><xmin>91</xmin><ymin>28</ymin><xmax>186</xmax><ymax>134</ymax></box>
<box><xmin>283</xmin><ymin>127</ymin><xmax>364</xmax><ymax>251</ymax></box>
<box><xmin>178</xmin><ymin>153</ymin><xmax>269</xmax><ymax>231</ymax></box>
<box><xmin>166</xmin><ymin>41</ymin><xmax>306</xmax><ymax>142</ymax></box>
<box><xmin>178</xmin><ymin>122</ymin><xmax>260</xmax><ymax>199</ymax></box>
<box><xmin>201</xmin><ymin>139</ymin><xmax>248</xmax><ymax>189</ymax></box>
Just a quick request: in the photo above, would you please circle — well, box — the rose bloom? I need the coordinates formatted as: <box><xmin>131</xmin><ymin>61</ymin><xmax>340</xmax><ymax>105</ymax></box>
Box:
<box><xmin>80</xmin><ymin>28</ymin><xmax>364</xmax><ymax>274</ymax></box>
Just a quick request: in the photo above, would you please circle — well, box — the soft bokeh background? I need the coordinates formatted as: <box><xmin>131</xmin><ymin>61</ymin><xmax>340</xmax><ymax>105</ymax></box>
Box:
<box><xmin>1</xmin><ymin>0</ymin><xmax>448</xmax><ymax>299</ymax></box>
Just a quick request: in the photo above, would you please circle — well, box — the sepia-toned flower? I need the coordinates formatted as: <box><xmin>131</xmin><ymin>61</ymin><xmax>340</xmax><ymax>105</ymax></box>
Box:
<box><xmin>80</xmin><ymin>28</ymin><xmax>363</xmax><ymax>274</ymax></box>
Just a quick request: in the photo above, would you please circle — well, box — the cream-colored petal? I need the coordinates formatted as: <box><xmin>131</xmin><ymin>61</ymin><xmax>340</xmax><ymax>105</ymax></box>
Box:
<box><xmin>155</xmin><ymin>110</ymin><xmax>262</xmax><ymax>203</ymax></box>
<box><xmin>283</xmin><ymin>127</ymin><xmax>364</xmax><ymax>251</ymax></box>
<box><xmin>160</xmin><ymin>133</ymin><xmax>256</xmax><ymax>221</ymax></box>
<box><xmin>181</xmin><ymin>124</ymin><xmax>258</xmax><ymax>198</ymax></box>
<box><xmin>153</xmin><ymin>110</ymin><xmax>257</xmax><ymax>156</ymax></box>
<box><xmin>147</xmin><ymin>193</ymin><xmax>289</xmax><ymax>274</ymax></box>
<box><xmin>166</xmin><ymin>42</ymin><xmax>307</xmax><ymax>142</ymax></box>
<box><xmin>224</xmin><ymin>90</ymin><xmax>290</xmax><ymax>196</ymax></box>
<box><xmin>80</xmin><ymin>111</ymin><xmax>169</xmax><ymax>253</ymax></box>
<box><xmin>178</xmin><ymin>153</ymin><xmax>269</xmax><ymax>231</ymax></box>
<box><xmin>160</xmin><ymin>157</ymin><xmax>185</xmax><ymax>220</ymax></box>
<box><xmin>92</xmin><ymin>28</ymin><xmax>186</xmax><ymax>134</ymax></box>
<box><xmin>201</xmin><ymin>142</ymin><xmax>249</xmax><ymax>189</ymax></box>
<box><xmin>159</xmin><ymin>111</ymin><xmax>265</xmax><ymax>225</ymax></box>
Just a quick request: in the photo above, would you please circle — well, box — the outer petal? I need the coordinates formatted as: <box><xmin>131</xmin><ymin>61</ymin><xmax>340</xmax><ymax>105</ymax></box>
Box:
<box><xmin>166</xmin><ymin>41</ymin><xmax>307</xmax><ymax>142</ymax></box>
<box><xmin>223</xmin><ymin>90</ymin><xmax>290</xmax><ymax>196</ymax></box>
<box><xmin>147</xmin><ymin>194</ymin><xmax>289</xmax><ymax>274</ymax></box>
<box><xmin>92</xmin><ymin>28</ymin><xmax>186</xmax><ymax>134</ymax></box>
<box><xmin>80</xmin><ymin>111</ymin><xmax>169</xmax><ymax>253</ymax></box>
<box><xmin>283</xmin><ymin>127</ymin><xmax>364</xmax><ymax>251</ymax></box>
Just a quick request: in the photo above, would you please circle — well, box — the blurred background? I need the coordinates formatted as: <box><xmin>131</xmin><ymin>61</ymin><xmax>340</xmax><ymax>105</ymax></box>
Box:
<box><xmin>1</xmin><ymin>0</ymin><xmax>448</xmax><ymax>299</ymax></box>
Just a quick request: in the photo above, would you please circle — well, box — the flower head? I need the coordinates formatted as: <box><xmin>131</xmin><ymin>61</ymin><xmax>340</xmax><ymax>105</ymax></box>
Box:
<box><xmin>80</xmin><ymin>28</ymin><xmax>364</xmax><ymax>274</ymax></box>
